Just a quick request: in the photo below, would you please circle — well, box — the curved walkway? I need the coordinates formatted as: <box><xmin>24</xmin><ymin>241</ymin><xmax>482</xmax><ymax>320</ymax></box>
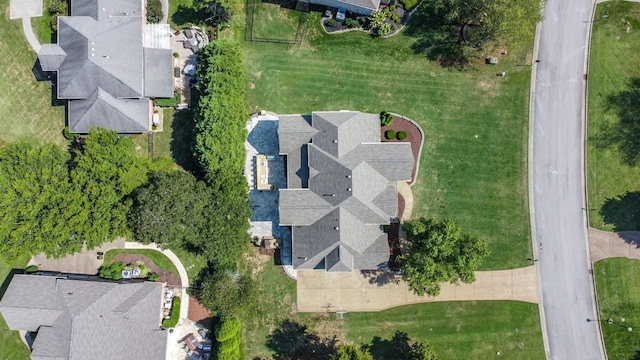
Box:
<box><xmin>297</xmin><ymin>265</ymin><xmax>538</xmax><ymax>312</ymax></box>
<box><xmin>21</xmin><ymin>17</ymin><xmax>41</xmax><ymax>53</ymax></box>
<box><xmin>588</xmin><ymin>227</ymin><xmax>640</xmax><ymax>262</ymax></box>
<box><xmin>397</xmin><ymin>181</ymin><xmax>414</xmax><ymax>222</ymax></box>
<box><xmin>124</xmin><ymin>242</ymin><xmax>190</xmax><ymax>322</ymax></box>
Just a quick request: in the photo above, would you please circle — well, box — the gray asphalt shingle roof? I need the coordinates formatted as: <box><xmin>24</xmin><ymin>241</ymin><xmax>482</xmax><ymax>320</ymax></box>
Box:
<box><xmin>0</xmin><ymin>275</ymin><xmax>167</xmax><ymax>360</ymax></box>
<box><xmin>37</xmin><ymin>0</ymin><xmax>172</xmax><ymax>133</ymax></box>
<box><xmin>279</xmin><ymin>111</ymin><xmax>414</xmax><ymax>272</ymax></box>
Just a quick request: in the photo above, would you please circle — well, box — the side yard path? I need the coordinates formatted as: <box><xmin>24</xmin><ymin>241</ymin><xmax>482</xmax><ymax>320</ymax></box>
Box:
<box><xmin>297</xmin><ymin>265</ymin><xmax>539</xmax><ymax>312</ymax></box>
<box><xmin>124</xmin><ymin>242</ymin><xmax>190</xmax><ymax>321</ymax></box>
<box><xmin>588</xmin><ymin>227</ymin><xmax>640</xmax><ymax>262</ymax></box>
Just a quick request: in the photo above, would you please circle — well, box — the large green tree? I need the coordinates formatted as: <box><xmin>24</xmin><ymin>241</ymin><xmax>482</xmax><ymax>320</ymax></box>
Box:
<box><xmin>407</xmin><ymin>340</ymin><xmax>438</xmax><ymax>360</ymax></box>
<box><xmin>0</xmin><ymin>143</ymin><xmax>84</xmax><ymax>259</ymax></box>
<box><xmin>406</xmin><ymin>0</ymin><xmax>541</xmax><ymax>65</ymax></box>
<box><xmin>399</xmin><ymin>218</ymin><xmax>489</xmax><ymax>296</ymax></box>
<box><xmin>194</xmin><ymin>269</ymin><xmax>258</xmax><ymax>316</ymax></box>
<box><xmin>332</xmin><ymin>344</ymin><xmax>373</xmax><ymax>360</ymax></box>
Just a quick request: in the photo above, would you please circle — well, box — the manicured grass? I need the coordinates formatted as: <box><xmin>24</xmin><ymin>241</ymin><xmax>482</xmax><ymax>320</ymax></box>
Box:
<box><xmin>0</xmin><ymin>0</ymin><xmax>66</xmax><ymax>147</ymax></box>
<box><xmin>248</xmin><ymin>0</ymin><xmax>304</xmax><ymax>41</ymax></box>
<box><xmin>168</xmin><ymin>246</ymin><xmax>208</xmax><ymax>281</ymax></box>
<box><xmin>594</xmin><ymin>258</ymin><xmax>640</xmax><ymax>359</ymax></box>
<box><xmin>0</xmin><ymin>254</ymin><xmax>33</xmax><ymax>360</ymax></box>
<box><xmin>344</xmin><ymin>301</ymin><xmax>544</xmax><ymax>360</ymax></box>
<box><xmin>103</xmin><ymin>249</ymin><xmax>180</xmax><ymax>280</ymax></box>
<box><xmin>31</xmin><ymin>0</ymin><xmax>55</xmax><ymax>44</ymax></box>
<box><xmin>239</xmin><ymin>252</ymin><xmax>544</xmax><ymax>359</ymax></box>
<box><xmin>162</xmin><ymin>296</ymin><xmax>181</xmax><ymax>328</ymax></box>
<box><xmin>243</xmin><ymin>12</ymin><xmax>532</xmax><ymax>270</ymax></box>
<box><xmin>587</xmin><ymin>2</ymin><xmax>640</xmax><ymax>231</ymax></box>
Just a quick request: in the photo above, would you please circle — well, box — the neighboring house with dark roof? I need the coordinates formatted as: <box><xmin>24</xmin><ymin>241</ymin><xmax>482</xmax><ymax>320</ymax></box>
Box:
<box><xmin>0</xmin><ymin>275</ymin><xmax>167</xmax><ymax>360</ymax></box>
<box><xmin>278</xmin><ymin>111</ymin><xmax>414</xmax><ymax>272</ymax></box>
<box><xmin>38</xmin><ymin>0</ymin><xmax>173</xmax><ymax>134</ymax></box>
<box><xmin>299</xmin><ymin>0</ymin><xmax>379</xmax><ymax>15</ymax></box>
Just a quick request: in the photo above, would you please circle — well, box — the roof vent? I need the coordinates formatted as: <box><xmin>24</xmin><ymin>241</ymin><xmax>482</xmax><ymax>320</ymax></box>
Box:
<box><xmin>347</xmin><ymin>188</ymin><xmax>352</xmax><ymax>192</ymax></box>
<box><xmin>346</xmin><ymin>175</ymin><xmax>351</xmax><ymax>179</ymax></box>
<box><xmin>333</xmin><ymin>139</ymin><xmax>338</xmax><ymax>143</ymax></box>
<box><xmin>334</xmin><ymin>227</ymin><xmax>340</xmax><ymax>231</ymax></box>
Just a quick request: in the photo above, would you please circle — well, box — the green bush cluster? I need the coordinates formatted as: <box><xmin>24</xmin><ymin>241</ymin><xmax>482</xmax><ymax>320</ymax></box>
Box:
<box><xmin>328</xmin><ymin>19</ymin><xmax>337</xmax><ymax>27</ymax></box>
<box><xmin>345</xmin><ymin>18</ymin><xmax>359</xmax><ymax>28</ymax></box>
<box><xmin>99</xmin><ymin>261</ymin><xmax>126</xmax><ymax>280</ymax></box>
<box><xmin>399</xmin><ymin>0</ymin><xmax>419</xmax><ymax>10</ymax></box>
<box><xmin>397</xmin><ymin>131</ymin><xmax>408</xmax><ymax>140</ymax></box>
<box><xmin>215</xmin><ymin>315</ymin><xmax>242</xmax><ymax>360</ymax></box>
<box><xmin>146</xmin><ymin>0</ymin><xmax>163</xmax><ymax>23</ymax></box>
<box><xmin>162</xmin><ymin>297</ymin><xmax>181</xmax><ymax>328</ymax></box>
<box><xmin>380</xmin><ymin>111</ymin><xmax>394</xmax><ymax>126</ymax></box>
<box><xmin>25</xmin><ymin>265</ymin><xmax>39</xmax><ymax>273</ymax></box>
<box><xmin>385</xmin><ymin>130</ymin><xmax>396</xmax><ymax>140</ymax></box>
<box><xmin>378</xmin><ymin>23</ymin><xmax>392</xmax><ymax>36</ymax></box>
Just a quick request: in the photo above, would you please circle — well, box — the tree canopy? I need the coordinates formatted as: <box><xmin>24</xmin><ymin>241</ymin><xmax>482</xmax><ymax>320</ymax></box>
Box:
<box><xmin>405</xmin><ymin>0</ymin><xmax>541</xmax><ymax>66</ymax></box>
<box><xmin>399</xmin><ymin>217</ymin><xmax>489</xmax><ymax>296</ymax></box>
<box><xmin>129</xmin><ymin>171</ymin><xmax>250</xmax><ymax>267</ymax></box>
<box><xmin>194</xmin><ymin>268</ymin><xmax>258</xmax><ymax>316</ymax></box>
<box><xmin>332</xmin><ymin>344</ymin><xmax>373</xmax><ymax>360</ymax></box>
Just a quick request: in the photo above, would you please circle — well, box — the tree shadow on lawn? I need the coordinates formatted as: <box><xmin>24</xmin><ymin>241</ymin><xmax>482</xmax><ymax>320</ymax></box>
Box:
<box><xmin>170</xmin><ymin>109</ymin><xmax>200</xmax><ymax>174</ymax></box>
<box><xmin>265</xmin><ymin>320</ymin><xmax>338</xmax><ymax>360</ymax></box>
<box><xmin>365</xmin><ymin>331</ymin><xmax>413</xmax><ymax>359</ymax></box>
<box><xmin>601</xmin><ymin>191</ymin><xmax>640</xmax><ymax>232</ymax></box>
<box><xmin>403</xmin><ymin>3</ymin><xmax>471</xmax><ymax>69</ymax></box>
<box><xmin>594</xmin><ymin>77</ymin><xmax>640</xmax><ymax>166</ymax></box>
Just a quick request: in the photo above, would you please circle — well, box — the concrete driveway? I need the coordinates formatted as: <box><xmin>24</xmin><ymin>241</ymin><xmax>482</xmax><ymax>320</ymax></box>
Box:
<box><xmin>30</xmin><ymin>237</ymin><xmax>125</xmax><ymax>274</ymax></box>
<box><xmin>531</xmin><ymin>0</ymin><xmax>605</xmax><ymax>358</ymax></box>
<box><xmin>297</xmin><ymin>266</ymin><xmax>539</xmax><ymax>312</ymax></box>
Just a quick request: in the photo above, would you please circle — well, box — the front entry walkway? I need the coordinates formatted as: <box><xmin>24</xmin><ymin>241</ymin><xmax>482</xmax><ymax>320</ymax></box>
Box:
<box><xmin>297</xmin><ymin>265</ymin><xmax>539</xmax><ymax>312</ymax></box>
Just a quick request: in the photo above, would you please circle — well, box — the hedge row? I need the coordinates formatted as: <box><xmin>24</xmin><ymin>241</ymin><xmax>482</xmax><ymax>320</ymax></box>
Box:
<box><xmin>193</xmin><ymin>40</ymin><xmax>248</xmax><ymax>186</ymax></box>
<box><xmin>215</xmin><ymin>315</ymin><xmax>242</xmax><ymax>360</ymax></box>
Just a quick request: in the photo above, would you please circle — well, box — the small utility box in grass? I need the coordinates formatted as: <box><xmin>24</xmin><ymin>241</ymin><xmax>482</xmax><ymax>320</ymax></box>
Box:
<box><xmin>486</xmin><ymin>57</ymin><xmax>499</xmax><ymax>65</ymax></box>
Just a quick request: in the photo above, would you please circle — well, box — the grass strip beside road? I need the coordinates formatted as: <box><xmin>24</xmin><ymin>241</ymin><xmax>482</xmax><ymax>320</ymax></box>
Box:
<box><xmin>587</xmin><ymin>2</ymin><xmax>640</xmax><ymax>231</ymax></box>
<box><xmin>594</xmin><ymin>258</ymin><xmax>640</xmax><ymax>359</ymax></box>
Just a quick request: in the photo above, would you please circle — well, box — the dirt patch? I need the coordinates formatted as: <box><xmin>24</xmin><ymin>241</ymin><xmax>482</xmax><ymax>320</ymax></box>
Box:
<box><xmin>110</xmin><ymin>254</ymin><xmax>180</xmax><ymax>286</ymax></box>
<box><xmin>188</xmin><ymin>296</ymin><xmax>212</xmax><ymax>329</ymax></box>
<box><xmin>250</xmin><ymin>82</ymin><xmax>256</xmax><ymax>89</ymax></box>
<box><xmin>381</xmin><ymin>115</ymin><xmax>423</xmax><ymax>184</ymax></box>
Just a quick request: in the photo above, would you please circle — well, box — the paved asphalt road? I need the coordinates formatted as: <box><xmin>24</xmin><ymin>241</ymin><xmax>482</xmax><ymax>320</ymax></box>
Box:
<box><xmin>532</xmin><ymin>0</ymin><xmax>606</xmax><ymax>359</ymax></box>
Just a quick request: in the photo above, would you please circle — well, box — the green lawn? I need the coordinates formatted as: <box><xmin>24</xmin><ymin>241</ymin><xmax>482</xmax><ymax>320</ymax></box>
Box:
<box><xmin>0</xmin><ymin>0</ymin><xmax>66</xmax><ymax>147</ymax></box>
<box><xmin>103</xmin><ymin>249</ymin><xmax>180</xmax><ymax>279</ymax></box>
<box><xmin>239</xmin><ymin>251</ymin><xmax>544</xmax><ymax>359</ymax></box>
<box><xmin>587</xmin><ymin>2</ymin><xmax>640</xmax><ymax>231</ymax></box>
<box><xmin>594</xmin><ymin>258</ymin><xmax>640</xmax><ymax>359</ymax></box>
<box><xmin>248</xmin><ymin>0</ymin><xmax>305</xmax><ymax>41</ymax></box>
<box><xmin>0</xmin><ymin>254</ymin><xmax>32</xmax><ymax>360</ymax></box>
<box><xmin>244</xmin><ymin>12</ymin><xmax>532</xmax><ymax>270</ymax></box>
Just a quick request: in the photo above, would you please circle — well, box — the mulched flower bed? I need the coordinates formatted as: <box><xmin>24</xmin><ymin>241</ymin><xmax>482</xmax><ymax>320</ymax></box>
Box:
<box><xmin>381</xmin><ymin>115</ymin><xmax>424</xmax><ymax>184</ymax></box>
<box><xmin>111</xmin><ymin>254</ymin><xmax>181</xmax><ymax>286</ymax></box>
<box><xmin>387</xmin><ymin>222</ymin><xmax>401</xmax><ymax>270</ymax></box>
<box><xmin>189</xmin><ymin>296</ymin><xmax>212</xmax><ymax>328</ymax></box>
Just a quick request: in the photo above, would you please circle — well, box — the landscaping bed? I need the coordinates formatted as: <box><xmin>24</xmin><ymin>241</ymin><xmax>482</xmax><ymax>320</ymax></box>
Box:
<box><xmin>188</xmin><ymin>296</ymin><xmax>213</xmax><ymax>329</ymax></box>
<box><xmin>111</xmin><ymin>254</ymin><xmax>181</xmax><ymax>286</ymax></box>
<box><xmin>381</xmin><ymin>114</ymin><xmax>423</xmax><ymax>184</ymax></box>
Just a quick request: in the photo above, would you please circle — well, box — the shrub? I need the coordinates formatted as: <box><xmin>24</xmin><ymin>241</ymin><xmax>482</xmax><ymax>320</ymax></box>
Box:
<box><xmin>63</xmin><ymin>126</ymin><xmax>80</xmax><ymax>140</ymax></box>
<box><xmin>390</xmin><ymin>5</ymin><xmax>397</xmax><ymax>11</ymax></box>
<box><xmin>397</xmin><ymin>131</ymin><xmax>408</xmax><ymax>140</ymax></box>
<box><xmin>98</xmin><ymin>261</ymin><xmax>125</xmax><ymax>280</ymax></box>
<box><xmin>380</xmin><ymin>111</ymin><xmax>394</xmax><ymax>126</ymax></box>
<box><xmin>345</xmin><ymin>18</ymin><xmax>359</xmax><ymax>28</ymax></box>
<box><xmin>399</xmin><ymin>0</ymin><xmax>419</xmax><ymax>10</ymax></box>
<box><xmin>146</xmin><ymin>0</ymin><xmax>163</xmax><ymax>23</ymax></box>
<box><xmin>385</xmin><ymin>130</ymin><xmax>396</xmax><ymax>140</ymax></box>
<box><xmin>173</xmin><ymin>52</ymin><xmax>179</xmax><ymax>58</ymax></box>
<box><xmin>162</xmin><ymin>297</ymin><xmax>180</xmax><ymax>328</ymax></box>
<box><xmin>215</xmin><ymin>315</ymin><xmax>241</xmax><ymax>342</ymax></box>
<box><xmin>368</xmin><ymin>10</ymin><xmax>385</xmax><ymax>27</ymax></box>
<box><xmin>378</xmin><ymin>23</ymin><xmax>392</xmax><ymax>36</ymax></box>
<box><xmin>25</xmin><ymin>265</ymin><xmax>39</xmax><ymax>273</ymax></box>
<box><xmin>391</xmin><ymin>13</ymin><xmax>401</xmax><ymax>23</ymax></box>
<box><xmin>328</xmin><ymin>19</ymin><xmax>337</xmax><ymax>27</ymax></box>
<box><xmin>155</xmin><ymin>90</ymin><xmax>180</xmax><ymax>107</ymax></box>
<box><xmin>147</xmin><ymin>272</ymin><xmax>160</xmax><ymax>281</ymax></box>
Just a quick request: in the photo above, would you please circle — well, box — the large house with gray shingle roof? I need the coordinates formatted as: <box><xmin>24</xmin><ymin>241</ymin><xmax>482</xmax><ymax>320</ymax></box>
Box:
<box><xmin>0</xmin><ymin>274</ymin><xmax>167</xmax><ymax>360</ymax></box>
<box><xmin>278</xmin><ymin>111</ymin><xmax>414</xmax><ymax>272</ymax></box>
<box><xmin>38</xmin><ymin>0</ymin><xmax>173</xmax><ymax>134</ymax></box>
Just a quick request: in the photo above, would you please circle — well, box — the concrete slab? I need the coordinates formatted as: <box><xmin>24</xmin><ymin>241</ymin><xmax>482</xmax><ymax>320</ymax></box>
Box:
<box><xmin>297</xmin><ymin>266</ymin><xmax>539</xmax><ymax>312</ymax></box>
<box><xmin>10</xmin><ymin>0</ymin><xmax>42</xmax><ymax>19</ymax></box>
<box><xmin>31</xmin><ymin>238</ymin><xmax>125</xmax><ymax>274</ymax></box>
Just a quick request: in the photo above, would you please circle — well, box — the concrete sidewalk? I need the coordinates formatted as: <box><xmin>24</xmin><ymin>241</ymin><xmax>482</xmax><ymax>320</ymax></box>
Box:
<box><xmin>588</xmin><ymin>227</ymin><xmax>640</xmax><ymax>262</ymax></box>
<box><xmin>297</xmin><ymin>265</ymin><xmax>539</xmax><ymax>312</ymax></box>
